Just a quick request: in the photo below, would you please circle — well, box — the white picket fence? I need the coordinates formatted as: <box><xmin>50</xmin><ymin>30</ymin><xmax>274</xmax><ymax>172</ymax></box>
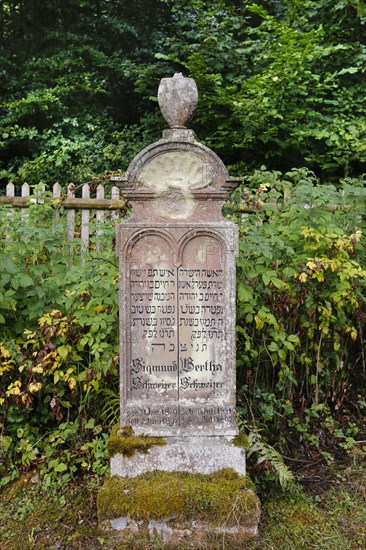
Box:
<box><xmin>1</xmin><ymin>182</ymin><xmax>125</xmax><ymax>251</ymax></box>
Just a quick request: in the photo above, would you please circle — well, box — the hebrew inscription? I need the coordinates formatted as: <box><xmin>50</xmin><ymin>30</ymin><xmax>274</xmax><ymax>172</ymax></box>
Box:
<box><xmin>127</xmin><ymin>235</ymin><xmax>178</xmax><ymax>405</ymax></box>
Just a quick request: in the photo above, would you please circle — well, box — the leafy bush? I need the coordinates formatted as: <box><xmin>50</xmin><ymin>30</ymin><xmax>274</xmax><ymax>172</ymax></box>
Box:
<box><xmin>1</xmin><ymin>1</ymin><xmax>365</xmax><ymax>188</ymax></box>
<box><xmin>230</xmin><ymin>168</ymin><xmax>366</xmax><ymax>464</ymax></box>
<box><xmin>0</xmin><ymin>192</ymin><xmax>120</xmax><ymax>485</ymax></box>
<box><xmin>153</xmin><ymin>0</ymin><xmax>366</xmax><ymax>180</ymax></box>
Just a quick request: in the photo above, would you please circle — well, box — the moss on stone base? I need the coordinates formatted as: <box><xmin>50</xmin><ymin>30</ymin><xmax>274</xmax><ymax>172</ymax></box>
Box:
<box><xmin>97</xmin><ymin>469</ymin><xmax>260</xmax><ymax>528</ymax></box>
<box><xmin>107</xmin><ymin>425</ymin><xmax>166</xmax><ymax>458</ymax></box>
<box><xmin>232</xmin><ymin>433</ymin><xmax>249</xmax><ymax>448</ymax></box>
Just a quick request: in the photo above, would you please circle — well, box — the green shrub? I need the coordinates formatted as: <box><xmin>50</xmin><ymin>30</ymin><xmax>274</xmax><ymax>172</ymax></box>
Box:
<box><xmin>230</xmin><ymin>168</ymin><xmax>366</xmax><ymax>462</ymax></box>
<box><xmin>0</xmin><ymin>191</ymin><xmax>120</xmax><ymax>486</ymax></box>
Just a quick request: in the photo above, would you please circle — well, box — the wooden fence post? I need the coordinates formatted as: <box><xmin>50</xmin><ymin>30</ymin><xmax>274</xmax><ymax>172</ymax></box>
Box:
<box><xmin>5</xmin><ymin>183</ymin><xmax>15</xmax><ymax>240</ymax></box>
<box><xmin>53</xmin><ymin>182</ymin><xmax>62</xmax><ymax>221</ymax></box>
<box><xmin>67</xmin><ymin>184</ymin><xmax>75</xmax><ymax>242</ymax></box>
<box><xmin>111</xmin><ymin>185</ymin><xmax>120</xmax><ymax>219</ymax></box>
<box><xmin>96</xmin><ymin>183</ymin><xmax>104</xmax><ymax>252</ymax></box>
<box><xmin>81</xmin><ymin>183</ymin><xmax>90</xmax><ymax>260</ymax></box>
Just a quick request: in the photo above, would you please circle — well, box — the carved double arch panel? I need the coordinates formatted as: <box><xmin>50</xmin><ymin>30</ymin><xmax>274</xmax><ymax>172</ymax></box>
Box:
<box><xmin>117</xmin><ymin>223</ymin><xmax>238</xmax><ymax>436</ymax></box>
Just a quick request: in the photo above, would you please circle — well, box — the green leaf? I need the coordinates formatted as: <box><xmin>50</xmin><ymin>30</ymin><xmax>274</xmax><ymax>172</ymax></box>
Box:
<box><xmin>238</xmin><ymin>284</ymin><xmax>253</xmax><ymax>302</ymax></box>
<box><xmin>17</xmin><ymin>274</ymin><xmax>34</xmax><ymax>287</ymax></box>
<box><xmin>54</xmin><ymin>462</ymin><xmax>68</xmax><ymax>473</ymax></box>
<box><xmin>271</xmin><ymin>277</ymin><xmax>283</xmax><ymax>289</ymax></box>
<box><xmin>58</xmin><ymin>345</ymin><xmax>69</xmax><ymax>360</ymax></box>
<box><xmin>338</xmin><ymin>67</ymin><xmax>359</xmax><ymax>75</ymax></box>
<box><xmin>284</xmin><ymin>341</ymin><xmax>295</xmax><ymax>351</ymax></box>
<box><xmin>84</xmin><ymin>418</ymin><xmax>95</xmax><ymax>429</ymax></box>
<box><xmin>0</xmin><ymin>436</ymin><xmax>12</xmax><ymax>451</ymax></box>
<box><xmin>278</xmin><ymin>349</ymin><xmax>287</xmax><ymax>360</ymax></box>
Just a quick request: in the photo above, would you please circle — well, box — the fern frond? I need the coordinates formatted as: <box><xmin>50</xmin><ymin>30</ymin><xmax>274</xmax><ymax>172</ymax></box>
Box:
<box><xmin>99</xmin><ymin>388</ymin><xmax>120</xmax><ymax>426</ymax></box>
<box><xmin>246</xmin><ymin>428</ymin><xmax>295</xmax><ymax>490</ymax></box>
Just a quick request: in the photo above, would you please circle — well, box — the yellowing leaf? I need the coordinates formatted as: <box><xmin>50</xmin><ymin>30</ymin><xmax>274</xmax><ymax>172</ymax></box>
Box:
<box><xmin>32</xmin><ymin>365</ymin><xmax>44</xmax><ymax>374</ymax></box>
<box><xmin>29</xmin><ymin>382</ymin><xmax>42</xmax><ymax>394</ymax></box>
<box><xmin>255</xmin><ymin>315</ymin><xmax>265</xmax><ymax>330</ymax></box>
<box><xmin>0</xmin><ymin>345</ymin><xmax>11</xmax><ymax>358</ymax></box>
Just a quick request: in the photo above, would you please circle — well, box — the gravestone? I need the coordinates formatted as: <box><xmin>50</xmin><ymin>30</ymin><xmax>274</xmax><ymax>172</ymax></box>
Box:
<box><xmin>98</xmin><ymin>74</ymin><xmax>260</xmax><ymax>541</ymax></box>
<box><xmin>111</xmin><ymin>73</ymin><xmax>245</xmax><ymax>476</ymax></box>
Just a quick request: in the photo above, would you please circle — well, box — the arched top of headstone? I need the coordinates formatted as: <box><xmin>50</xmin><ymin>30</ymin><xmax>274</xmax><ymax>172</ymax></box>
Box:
<box><xmin>124</xmin><ymin>140</ymin><xmax>231</xmax><ymax>191</ymax></box>
<box><xmin>112</xmin><ymin>74</ymin><xmax>241</xmax><ymax>219</ymax></box>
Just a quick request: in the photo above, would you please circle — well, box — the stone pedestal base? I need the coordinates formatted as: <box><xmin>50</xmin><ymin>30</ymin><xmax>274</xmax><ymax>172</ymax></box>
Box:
<box><xmin>97</xmin><ymin>467</ymin><xmax>260</xmax><ymax>544</ymax></box>
<box><xmin>110</xmin><ymin>436</ymin><xmax>246</xmax><ymax>477</ymax></box>
<box><xmin>100</xmin><ymin>516</ymin><xmax>259</xmax><ymax>543</ymax></box>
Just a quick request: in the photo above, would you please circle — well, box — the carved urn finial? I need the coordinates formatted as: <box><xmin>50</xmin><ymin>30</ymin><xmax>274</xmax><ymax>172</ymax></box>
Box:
<box><xmin>158</xmin><ymin>73</ymin><xmax>198</xmax><ymax>129</ymax></box>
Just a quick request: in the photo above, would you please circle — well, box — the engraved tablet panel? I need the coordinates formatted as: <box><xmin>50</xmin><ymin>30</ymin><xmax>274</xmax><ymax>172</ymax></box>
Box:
<box><xmin>125</xmin><ymin>234</ymin><xmax>179</xmax><ymax>430</ymax></box>
<box><xmin>120</xmin><ymin>227</ymin><xmax>237</xmax><ymax>435</ymax></box>
<box><xmin>178</xmin><ymin>235</ymin><xmax>226</xmax><ymax>401</ymax></box>
<box><xmin>177</xmin><ymin>234</ymin><xmax>236</xmax><ymax>433</ymax></box>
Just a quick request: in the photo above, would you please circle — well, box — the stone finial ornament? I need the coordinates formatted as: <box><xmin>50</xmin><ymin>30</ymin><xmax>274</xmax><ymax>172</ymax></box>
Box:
<box><xmin>158</xmin><ymin>73</ymin><xmax>198</xmax><ymax>128</ymax></box>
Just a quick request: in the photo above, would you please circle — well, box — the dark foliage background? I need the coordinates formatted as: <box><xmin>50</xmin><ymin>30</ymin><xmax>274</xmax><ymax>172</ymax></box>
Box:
<box><xmin>1</xmin><ymin>0</ymin><xmax>365</xmax><ymax>188</ymax></box>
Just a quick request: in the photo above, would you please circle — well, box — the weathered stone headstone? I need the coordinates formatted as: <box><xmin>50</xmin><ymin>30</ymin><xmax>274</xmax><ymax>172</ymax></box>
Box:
<box><xmin>98</xmin><ymin>74</ymin><xmax>260</xmax><ymax>541</ymax></box>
